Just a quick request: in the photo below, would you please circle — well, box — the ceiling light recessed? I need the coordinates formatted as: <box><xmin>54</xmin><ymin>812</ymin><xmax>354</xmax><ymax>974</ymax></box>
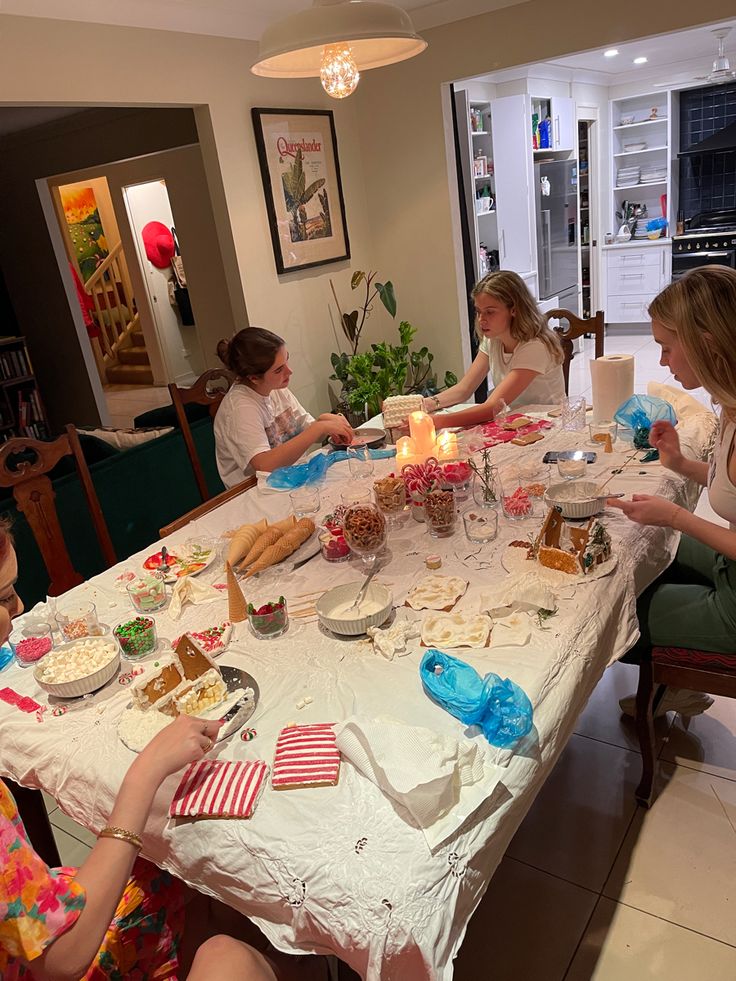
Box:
<box><xmin>604</xmin><ymin>48</ymin><xmax>619</xmax><ymax>58</ymax></box>
<box><xmin>634</xmin><ymin>56</ymin><xmax>648</xmax><ymax>65</ymax></box>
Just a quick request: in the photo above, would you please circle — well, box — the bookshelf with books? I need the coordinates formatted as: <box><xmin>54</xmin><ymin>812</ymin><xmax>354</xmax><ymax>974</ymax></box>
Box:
<box><xmin>0</xmin><ymin>337</ymin><xmax>49</xmax><ymax>442</ymax></box>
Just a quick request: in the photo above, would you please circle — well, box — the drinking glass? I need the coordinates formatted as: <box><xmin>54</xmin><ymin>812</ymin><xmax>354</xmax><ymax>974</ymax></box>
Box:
<box><xmin>561</xmin><ymin>396</ymin><xmax>587</xmax><ymax>432</ymax></box>
<box><xmin>463</xmin><ymin>507</ymin><xmax>498</xmax><ymax>544</ymax></box>
<box><xmin>502</xmin><ymin>487</ymin><xmax>537</xmax><ymax>522</ymax></box>
<box><xmin>341</xmin><ymin>482</ymin><xmax>371</xmax><ymax>506</ymax></box>
<box><xmin>289</xmin><ymin>486</ymin><xmax>321</xmax><ymax>518</ymax></box>
<box><xmin>347</xmin><ymin>444</ymin><xmax>374</xmax><ymax>478</ymax></box>
<box><xmin>373</xmin><ymin>475</ymin><xmax>407</xmax><ymax>526</ymax></box>
<box><xmin>588</xmin><ymin>419</ymin><xmax>619</xmax><ymax>448</ymax></box>
<box><xmin>424</xmin><ymin>489</ymin><xmax>457</xmax><ymax>538</ymax></box>
<box><xmin>56</xmin><ymin>600</ymin><xmax>100</xmax><ymax>642</ymax></box>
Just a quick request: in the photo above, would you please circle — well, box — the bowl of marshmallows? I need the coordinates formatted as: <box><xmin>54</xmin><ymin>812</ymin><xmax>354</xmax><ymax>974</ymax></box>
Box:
<box><xmin>34</xmin><ymin>636</ymin><xmax>120</xmax><ymax>698</ymax></box>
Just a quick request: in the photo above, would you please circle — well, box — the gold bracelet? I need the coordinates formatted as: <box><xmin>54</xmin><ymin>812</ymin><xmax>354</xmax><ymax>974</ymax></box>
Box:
<box><xmin>98</xmin><ymin>826</ymin><xmax>143</xmax><ymax>850</ymax></box>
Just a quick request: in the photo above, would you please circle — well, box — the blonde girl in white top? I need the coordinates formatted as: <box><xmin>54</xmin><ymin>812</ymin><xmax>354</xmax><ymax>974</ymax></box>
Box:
<box><xmin>424</xmin><ymin>271</ymin><xmax>565</xmax><ymax>430</ymax></box>
<box><xmin>609</xmin><ymin>266</ymin><xmax>736</xmax><ymax>716</ymax></box>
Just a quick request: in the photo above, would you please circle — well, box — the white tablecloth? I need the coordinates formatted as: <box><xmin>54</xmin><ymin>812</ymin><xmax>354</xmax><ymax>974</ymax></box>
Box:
<box><xmin>0</xmin><ymin>409</ymin><xmax>716</xmax><ymax>980</ymax></box>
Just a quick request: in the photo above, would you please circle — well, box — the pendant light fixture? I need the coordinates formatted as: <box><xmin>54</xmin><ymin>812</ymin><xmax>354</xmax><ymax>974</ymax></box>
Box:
<box><xmin>251</xmin><ymin>0</ymin><xmax>427</xmax><ymax>99</ymax></box>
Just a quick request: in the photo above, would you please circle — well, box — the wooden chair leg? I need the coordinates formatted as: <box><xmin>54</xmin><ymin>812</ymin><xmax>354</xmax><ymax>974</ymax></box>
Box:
<box><xmin>634</xmin><ymin>661</ymin><xmax>662</xmax><ymax>808</ymax></box>
<box><xmin>5</xmin><ymin>779</ymin><xmax>61</xmax><ymax>866</ymax></box>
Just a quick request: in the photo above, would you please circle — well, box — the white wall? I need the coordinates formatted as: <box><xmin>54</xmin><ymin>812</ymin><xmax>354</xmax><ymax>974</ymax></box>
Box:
<box><xmin>124</xmin><ymin>179</ymin><xmax>204</xmax><ymax>384</ymax></box>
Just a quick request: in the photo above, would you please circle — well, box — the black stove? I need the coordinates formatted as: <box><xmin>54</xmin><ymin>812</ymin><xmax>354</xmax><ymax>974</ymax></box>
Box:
<box><xmin>672</xmin><ymin>208</ymin><xmax>736</xmax><ymax>278</ymax></box>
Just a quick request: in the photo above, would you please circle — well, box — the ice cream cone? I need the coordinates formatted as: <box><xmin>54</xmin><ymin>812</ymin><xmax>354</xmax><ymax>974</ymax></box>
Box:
<box><xmin>226</xmin><ymin>561</ymin><xmax>248</xmax><ymax>622</ymax></box>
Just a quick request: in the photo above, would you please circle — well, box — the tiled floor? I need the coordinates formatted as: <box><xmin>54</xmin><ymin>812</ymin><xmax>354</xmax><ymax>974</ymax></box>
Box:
<box><xmin>49</xmin><ymin>329</ymin><xmax>735</xmax><ymax>978</ymax></box>
<box><xmin>103</xmin><ymin>383</ymin><xmax>170</xmax><ymax>428</ymax></box>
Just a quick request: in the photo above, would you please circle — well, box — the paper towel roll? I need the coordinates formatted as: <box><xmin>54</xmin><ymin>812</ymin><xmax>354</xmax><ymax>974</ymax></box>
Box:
<box><xmin>590</xmin><ymin>354</ymin><xmax>635</xmax><ymax>422</ymax></box>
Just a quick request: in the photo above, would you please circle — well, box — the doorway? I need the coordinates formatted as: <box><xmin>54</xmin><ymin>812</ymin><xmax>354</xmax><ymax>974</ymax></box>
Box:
<box><xmin>576</xmin><ymin>111</ymin><xmax>600</xmax><ymax>319</ymax></box>
<box><xmin>123</xmin><ymin>178</ymin><xmax>204</xmax><ymax>388</ymax></box>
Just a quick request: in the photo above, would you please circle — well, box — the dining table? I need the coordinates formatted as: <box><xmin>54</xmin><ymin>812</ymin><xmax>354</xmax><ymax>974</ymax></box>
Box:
<box><xmin>0</xmin><ymin>401</ymin><xmax>717</xmax><ymax>980</ymax></box>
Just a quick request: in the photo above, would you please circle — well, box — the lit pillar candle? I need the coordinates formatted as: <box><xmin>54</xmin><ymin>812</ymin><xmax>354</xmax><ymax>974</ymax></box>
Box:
<box><xmin>408</xmin><ymin>411</ymin><xmax>436</xmax><ymax>462</ymax></box>
<box><xmin>395</xmin><ymin>435</ymin><xmax>418</xmax><ymax>469</ymax></box>
<box><xmin>436</xmin><ymin>431</ymin><xmax>458</xmax><ymax>462</ymax></box>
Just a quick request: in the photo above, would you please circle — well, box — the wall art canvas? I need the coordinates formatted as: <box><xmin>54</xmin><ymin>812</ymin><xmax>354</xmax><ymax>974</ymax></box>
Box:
<box><xmin>59</xmin><ymin>186</ymin><xmax>110</xmax><ymax>282</ymax></box>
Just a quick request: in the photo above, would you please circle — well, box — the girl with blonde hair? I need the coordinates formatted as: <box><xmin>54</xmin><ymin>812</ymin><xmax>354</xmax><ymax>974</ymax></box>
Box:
<box><xmin>423</xmin><ymin>270</ymin><xmax>565</xmax><ymax>429</ymax></box>
<box><xmin>609</xmin><ymin>265</ymin><xmax>736</xmax><ymax>717</ymax></box>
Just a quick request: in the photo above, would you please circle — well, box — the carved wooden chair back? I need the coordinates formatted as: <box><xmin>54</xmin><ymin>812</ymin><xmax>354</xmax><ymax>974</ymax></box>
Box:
<box><xmin>0</xmin><ymin>425</ymin><xmax>116</xmax><ymax>596</ymax></box>
<box><xmin>168</xmin><ymin>368</ymin><xmax>235</xmax><ymax>502</ymax></box>
<box><xmin>545</xmin><ymin>309</ymin><xmax>605</xmax><ymax>395</ymax></box>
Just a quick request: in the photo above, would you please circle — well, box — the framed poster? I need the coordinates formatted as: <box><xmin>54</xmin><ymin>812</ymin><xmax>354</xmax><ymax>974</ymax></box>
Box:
<box><xmin>252</xmin><ymin>108</ymin><xmax>350</xmax><ymax>274</ymax></box>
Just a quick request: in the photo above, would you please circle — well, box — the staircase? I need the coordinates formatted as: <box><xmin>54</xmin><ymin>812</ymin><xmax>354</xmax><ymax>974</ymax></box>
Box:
<box><xmin>85</xmin><ymin>244</ymin><xmax>154</xmax><ymax>386</ymax></box>
<box><xmin>106</xmin><ymin>326</ymin><xmax>153</xmax><ymax>385</ymax></box>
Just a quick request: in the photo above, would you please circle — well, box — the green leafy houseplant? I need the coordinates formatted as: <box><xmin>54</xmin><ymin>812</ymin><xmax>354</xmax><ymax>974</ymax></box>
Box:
<box><xmin>329</xmin><ymin>272</ymin><xmax>457</xmax><ymax>423</ymax></box>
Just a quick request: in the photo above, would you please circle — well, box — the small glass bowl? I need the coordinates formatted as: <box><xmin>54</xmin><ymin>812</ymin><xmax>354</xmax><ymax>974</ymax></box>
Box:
<box><xmin>11</xmin><ymin>623</ymin><xmax>54</xmax><ymax>668</ymax></box>
<box><xmin>126</xmin><ymin>575</ymin><xmax>167</xmax><ymax>614</ymax></box>
<box><xmin>589</xmin><ymin>420</ymin><xmax>619</xmax><ymax>448</ymax></box>
<box><xmin>320</xmin><ymin>530</ymin><xmax>351</xmax><ymax>563</ymax></box>
<box><xmin>341</xmin><ymin>483</ymin><xmax>372</xmax><ymax>506</ymax></box>
<box><xmin>463</xmin><ymin>508</ymin><xmax>498</xmax><ymax>543</ymax></box>
<box><xmin>114</xmin><ymin>616</ymin><xmax>158</xmax><ymax>660</ymax></box>
<box><xmin>557</xmin><ymin>455</ymin><xmax>588</xmax><ymax>480</ymax></box>
<box><xmin>289</xmin><ymin>487</ymin><xmax>321</xmax><ymax>518</ymax></box>
<box><xmin>424</xmin><ymin>489</ymin><xmax>457</xmax><ymax>538</ymax></box>
<box><xmin>247</xmin><ymin>598</ymin><xmax>289</xmax><ymax>639</ymax></box>
<box><xmin>56</xmin><ymin>600</ymin><xmax>99</xmax><ymax>643</ymax></box>
<box><xmin>502</xmin><ymin>488</ymin><xmax>537</xmax><ymax>522</ymax></box>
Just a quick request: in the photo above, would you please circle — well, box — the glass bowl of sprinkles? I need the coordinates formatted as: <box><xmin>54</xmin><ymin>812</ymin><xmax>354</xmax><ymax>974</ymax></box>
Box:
<box><xmin>113</xmin><ymin>616</ymin><xmax>158</xmax><ymax>661</ymax></box>
<box><xmin>12</xmin><ymin>622</ymin><xmax>54</xmax><ymax>668</ymax></box>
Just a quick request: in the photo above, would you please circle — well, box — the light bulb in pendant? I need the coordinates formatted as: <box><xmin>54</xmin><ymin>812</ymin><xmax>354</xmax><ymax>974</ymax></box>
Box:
<box><xmin>320</xmin><ymin>44</ymin><xmax>360</xmax><ymax>99</ymax></box>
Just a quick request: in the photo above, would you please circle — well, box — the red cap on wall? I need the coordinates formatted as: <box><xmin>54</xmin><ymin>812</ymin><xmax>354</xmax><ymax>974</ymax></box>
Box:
<box><xmin>141</xmin><ymin>221</ymin><xmax>175</xmax><ymax>268</ymax></box>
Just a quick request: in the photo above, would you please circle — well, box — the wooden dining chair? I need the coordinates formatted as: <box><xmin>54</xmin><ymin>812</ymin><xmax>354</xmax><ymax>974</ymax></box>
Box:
<box><xmin>545</xmin><ymin>309</ymin><xmax>605</xmax><ymax>395</ymax></box>
<box><xmin>634</xmin><ymin>646</ymin><xmax>736</xmax><ymax>807</ymax></box>
<box><xmin>168</xmin><ymin>368</ymin><xmax>235</xmax><ymax>503</ymax></box>
<box><xmin>0</xmin><ymin>425</ymin><xmax>116</xmax><ymax>596</ymax></box>
<box><xmin>159</xmin><ymin>475</ymin><xmax>258</xmax><ymax>538</ymax></box>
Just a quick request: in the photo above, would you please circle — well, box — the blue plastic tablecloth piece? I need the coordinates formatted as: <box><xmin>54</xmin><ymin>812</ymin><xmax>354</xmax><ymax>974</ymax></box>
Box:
<box><xmin>266</xmin><ymin>447</ymin><xmax>395</xmax><ymax>490</ymax></box>
<box><xmin>420</xmin><ymin>649</ymin><xmax>533</xmax><ymax>748</ymax></box>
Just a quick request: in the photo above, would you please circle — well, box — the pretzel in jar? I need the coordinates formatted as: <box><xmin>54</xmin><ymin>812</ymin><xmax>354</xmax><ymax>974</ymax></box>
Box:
<box><xmin>342</xmin><ymin>504</ymin><xmax>387</xmax><ymax>553</ymax></box>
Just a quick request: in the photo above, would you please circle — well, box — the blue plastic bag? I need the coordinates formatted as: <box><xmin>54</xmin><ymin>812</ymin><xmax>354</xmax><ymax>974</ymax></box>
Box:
<box><xmin>266</xmin><ymin>447</ymin><xmax>396</xmax><ymax>490</ymax></box>
<box><xmin>614</xmin><ymin>394</ymin><xmax>677</xmax><ymax>449</ymax></box>
<box><xmin>420</xmin><ymin>649</ymin><xmax>533</xmax><ymax>749</ymax></box>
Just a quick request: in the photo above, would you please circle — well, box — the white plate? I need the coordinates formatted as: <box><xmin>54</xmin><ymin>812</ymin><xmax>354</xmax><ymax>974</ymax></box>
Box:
<box><xmin>118</xmin><ymin>666</ymin><xmax>259</xmax><ymax>752</ymax></box>
<box><xmin>142</xmin><ymin>541</ymin><xmax>217</xmax><ymax>585</ymax></box>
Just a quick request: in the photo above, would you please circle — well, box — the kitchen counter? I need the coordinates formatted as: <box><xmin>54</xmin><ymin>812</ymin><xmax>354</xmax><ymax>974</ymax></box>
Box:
<box><xmin>602</xmin><ymin>238</ymin><xmax>671</xmax><ymax>250</ymax></box>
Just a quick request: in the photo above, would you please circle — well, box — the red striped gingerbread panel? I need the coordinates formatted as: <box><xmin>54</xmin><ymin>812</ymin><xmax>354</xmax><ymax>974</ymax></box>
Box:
<box><xmin>272</xmin><ymin>723</ymin><xmax>340</xmax><ymax>790</ymax></box>
<box><xmin>169</xmin><ymin>759</ymin><xmax>268</xmax><ymax>818</ymax></box>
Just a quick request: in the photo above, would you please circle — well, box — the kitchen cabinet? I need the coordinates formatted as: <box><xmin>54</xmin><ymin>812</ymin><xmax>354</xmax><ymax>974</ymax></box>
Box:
<box><xmin>490</xmin><ymin>94</ymin><xmax>535</xmax><ymax>274</ymax></box>
<box><xmin>603</xmin><ymin>242</ymin><xmax>671</xmax><ymax>324</ymax></box>
<box><xmin>551</xmin><ymin>97</ymin><xmax>575</xmax><ymax>152</ymax></box>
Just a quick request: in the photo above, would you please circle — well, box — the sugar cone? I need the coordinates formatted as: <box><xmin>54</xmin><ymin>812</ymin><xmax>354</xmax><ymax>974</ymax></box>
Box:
<box><xmin>226</xmin><ymin>561</ymin><xmax>248</xmax><ymax>623</ymax></box>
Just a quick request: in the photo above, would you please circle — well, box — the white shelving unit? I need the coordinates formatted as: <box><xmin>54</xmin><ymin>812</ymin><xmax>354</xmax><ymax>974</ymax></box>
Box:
<box><xmin>453</xmin><ymin>90</ymin><xmax>497</xmax><ymax>284</ymax></box>
<box><xmin>609</xmin><ymin>90</ymin><xmax>679</xmax><ymax>236</ymax></box>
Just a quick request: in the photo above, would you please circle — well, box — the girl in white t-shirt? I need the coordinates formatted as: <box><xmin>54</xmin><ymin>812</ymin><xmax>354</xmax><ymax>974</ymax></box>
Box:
<box><xmin>214</xmin><ymin>327</ymin><xmax>353</xmax><ymax>487</ymax></box>
<box><xmin>425</xmin><ymin>271</ymin><xmax>565</xmax><ymax>429</ymax></box>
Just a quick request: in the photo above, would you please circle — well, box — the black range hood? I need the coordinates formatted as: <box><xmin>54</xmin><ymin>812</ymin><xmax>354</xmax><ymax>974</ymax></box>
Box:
<box><xmin>679</xmin><ymin>119</ymin><xmax>736</xmax><ymax>156</ymax></box>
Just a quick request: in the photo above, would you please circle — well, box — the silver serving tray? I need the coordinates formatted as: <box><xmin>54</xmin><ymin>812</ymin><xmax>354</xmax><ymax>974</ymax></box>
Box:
<box><xmin>216</xmin><ymin>665</ymin><xmax>259</xmax><ymax>740</ymax></box>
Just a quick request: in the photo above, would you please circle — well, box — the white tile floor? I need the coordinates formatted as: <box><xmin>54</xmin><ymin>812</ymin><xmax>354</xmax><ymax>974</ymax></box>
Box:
<box><xmin>103</xmin><ymin>383</ymin><xmax>171</xmax><ymax>428</ymax></box>
<box><xmin>48</xmin><ymin>329</ymin><xmax>735</xmax><ymax>978</ymax></box>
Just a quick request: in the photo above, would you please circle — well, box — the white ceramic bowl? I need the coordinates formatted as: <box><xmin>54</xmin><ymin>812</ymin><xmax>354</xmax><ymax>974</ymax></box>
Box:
<box><xmin>316</xmin><ymin>582</ymin><xmax>393</xmax><ymax>636</ymax></box>
<box><xmin>544</xmin><ymin>480</ymin><xmax>605</xmax><ymax>519</ymax></box>
<box><xmin>34</xmin><ymin>638</ymin><xmax>120</xmax><ymax>698</ymax></box>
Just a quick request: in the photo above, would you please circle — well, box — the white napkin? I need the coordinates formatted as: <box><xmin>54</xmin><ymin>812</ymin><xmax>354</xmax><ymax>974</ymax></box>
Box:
<box><xmin>168</xmin><ymin>577</ymin><xmax>221</xmax><ymax>619</ymax></box>
<box><xmin>481</xmin><ymin>570</ymin><xmax>564</xmax><ymax>614</ymax></box>
<box><xmin>366</xmin><ymin>618</ymin><xmax>420</xmax><ymax>660</ymax></box>
<box><xmin>490</xmin><ymin>612</ymin><xmax>531</xmax><ymax>648</ymax></box>
<box><xmin>334</xmin><ymin>715</ymin><xmax>500</xmax><ymax>849</ymax></box>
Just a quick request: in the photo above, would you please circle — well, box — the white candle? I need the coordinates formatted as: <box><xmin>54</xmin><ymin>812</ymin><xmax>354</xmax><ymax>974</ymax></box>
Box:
<box><xmin>396</xmin><ymin>435</ymin><xmax>418</xmax><ymax>469</ymax></box>
<box><xmin>436</xmin><ymin>431</ymin><xmax>458</xmax><ymax>462</ymax></box>
<box><xmin>408</xmin><ymin>411</ymin><xmax>436</xmax><ymax>461</ymax></box>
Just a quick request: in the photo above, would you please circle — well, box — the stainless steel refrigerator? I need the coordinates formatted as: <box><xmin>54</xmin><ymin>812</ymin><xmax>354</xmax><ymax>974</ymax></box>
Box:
<box><xmin>534</xmin><ymin>159</ymin><xmax>579</xmax><ymax>312</ymax></box>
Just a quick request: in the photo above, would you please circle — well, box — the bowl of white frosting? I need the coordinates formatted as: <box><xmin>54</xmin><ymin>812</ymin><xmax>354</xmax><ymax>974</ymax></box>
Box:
<box><xmin>316</xmin><ymin>582</ymin><xmax>393</xmax><ymax>636</ymax></box>
<box><xmin>34</xmin><ymin>636</ymin><xmax>120</xmax><ymax>698</ymax></box>
<box><xmin>544</xmin><ymin>480</ymin><xmax>606</xmax><ymax>519</ymax></box>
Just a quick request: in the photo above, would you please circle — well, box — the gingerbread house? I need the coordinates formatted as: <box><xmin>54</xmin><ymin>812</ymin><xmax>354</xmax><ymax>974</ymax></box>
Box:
<box><xmin>534</xmin><ymin>507</ymin><xmax>612</xmax><ymax>576</ymax></box>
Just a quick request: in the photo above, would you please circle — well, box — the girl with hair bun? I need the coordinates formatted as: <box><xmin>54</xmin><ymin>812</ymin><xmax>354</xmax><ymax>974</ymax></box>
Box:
<box><xmin>609</xmin><ymin>265</ymin><xmax>736</xmax><ymax>718</ymax></box>
<box><xmin>215</xmin><ymin>327</ymin><xmax>353</xmax><ymax>486</ymax></box>
<box><xmin>422</xmin><ymin>270</ymin><xmax>565</xmax><ymax>429</ymax></box>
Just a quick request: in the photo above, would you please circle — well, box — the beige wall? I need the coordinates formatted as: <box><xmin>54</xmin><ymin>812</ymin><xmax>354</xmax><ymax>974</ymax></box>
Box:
<box><xmin>0</xmin><ymin>4</ymin><xmax>733</xmax><ymax>419</ymax></box>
